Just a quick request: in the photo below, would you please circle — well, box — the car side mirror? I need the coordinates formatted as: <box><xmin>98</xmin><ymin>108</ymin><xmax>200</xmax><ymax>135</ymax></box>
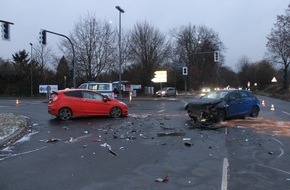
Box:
<box><xmin>228</xmin><ymin>96</ymin><xmax>235</xmax><ymax>102</ymax></box>
<box><xmin>103</xmin><ymin>95</ymin><xmax>110</xmax><ymax>102</ymax></box>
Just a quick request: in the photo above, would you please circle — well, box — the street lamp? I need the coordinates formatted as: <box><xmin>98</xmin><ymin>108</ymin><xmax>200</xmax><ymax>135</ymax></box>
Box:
<box><xmin>115</xmin><ymin>5</ymin><xmax>124</xmax><ymax>98</ymax></box>
<box><xmin>29</xmin><ymin>43</ymin><xmax>33</xmax><ymax>97</ymax></box>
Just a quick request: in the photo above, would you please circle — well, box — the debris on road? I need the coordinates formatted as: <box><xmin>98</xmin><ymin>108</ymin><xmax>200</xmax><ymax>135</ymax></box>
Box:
<box><xmin>139</xmin><ymin>133</ymin><xmax>147</xmax><ymax>139</ymax></box>
<box><xmin>45</xmin><ymin>138</ymin><xmax>61</xmax><ymax>143</ymax></box>
<box><xmin>62</xmin><ymin>126</ymin><xmax>69</xmax><ymax>130</ymax></box>
<box><xmin>157</xmin><ymin>131</ymin><xmax>185</xmax><ymax>137</ymax></box>
<box><xmin>160</xmin><ymin>126</ymin><xmax>175</xmax><ymax>130</ymax></box>
<box><xmin>155</xmin><ymin>174</ymin><xmax>169</xmax><ymax>182</ymax></box>
<box><xmin>184</xmin><ymin>142</ymin><xmax>192</xmax><ymax>147</ymax></box>
<box><xmin>187</xmin><ymin>119</ymin><xmax>225</xmax><ymax>130</ymax></box>
<box><xmin>109</xmin><ymin>149</ymin><xmax>118</xmax><ymax>156</ymax></box>
<box><xmin>101</xmin><ymin>143</ymin><xmax>118</xmax><ymax>156</ymax></box>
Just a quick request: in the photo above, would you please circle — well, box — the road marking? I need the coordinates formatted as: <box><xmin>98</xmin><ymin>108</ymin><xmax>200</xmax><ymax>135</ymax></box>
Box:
<box><xmin>221</xmin><ymin>158</ymin><xmax>229</xmax><ymax>190</ymax></box>
<box><xmin>278</xmin><ymin>148</ymin><xmax>284</xmax><ymax>158</ymax></box>
<box><xmin>271</xmin><ymin>137</ymin><xmax>284</xmax><ymax>146</ymax></box>
<box><xmin>282</xmin><ymin>111</ymin><xmax>290</xmax><ymax>116</ymax></box>
<box><xmin>157</xmin><ymin>109</ymin><xmax>164</xmax><ymax>113</ymax></box>
<box><xmin>257</xmin><ymin>163</ymin><xmax>290</xmax><ymax>175</ymax></box>
<box><xmin>0</xmin><ymin>146</ymin><xmax>47</xmax><ymax>161</ymax></box>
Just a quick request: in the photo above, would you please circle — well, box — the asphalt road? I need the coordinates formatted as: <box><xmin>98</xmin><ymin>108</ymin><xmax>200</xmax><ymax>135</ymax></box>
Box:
<box><xmin>0</xmin><ymin>96</ymin><xmax>290</xmax><ymax>190</ymax></box>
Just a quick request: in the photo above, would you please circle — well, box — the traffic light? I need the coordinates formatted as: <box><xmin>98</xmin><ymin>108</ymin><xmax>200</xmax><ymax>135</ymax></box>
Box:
<box><xmin>39</xmin><ymin>30</ymin><xmax>47</xmax><ymax>45</ymax></box>
<box><xmin>1</xmin><ymin>22</ymin><xmax>10</xmax><ymax>40</ymax></box>
<box><xmin>214</xmin><ymin>51</ymin><xmax>220</xmax><ymax>62</ymax></box>
<box><xmin>182</xmin><ymin>67</ymin><xmax>188</xmax><ymax>75</ymax></box>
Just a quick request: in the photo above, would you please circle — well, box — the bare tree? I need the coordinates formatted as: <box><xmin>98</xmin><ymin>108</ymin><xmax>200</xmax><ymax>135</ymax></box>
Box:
<box><xmin>128</xmin><ymin>21</ymin><xmax>171</xmax><ymax>87</ymax></box>
<box><xmin>32</xmin><ymin>43</ymin><xmax>53</xmax><ymax>82</ymax></box>
<box><xmin>237</xmin><ymin>55</ymin><xmax>252</xmax><ymax>88</ymax></box>
<box><xmin>171</xmin><ymin>24</ymin><xmax>225</xmax><ymax>90</ymax></box>
<box><xmin>266</xmin><ymin>4</ymin><xmax>290</xmax><ymax>90</ymax></box>
<box><xmin>61</xmin><ymin>13</ymin><xmax>116</xmax><ymax>83</ymax></box>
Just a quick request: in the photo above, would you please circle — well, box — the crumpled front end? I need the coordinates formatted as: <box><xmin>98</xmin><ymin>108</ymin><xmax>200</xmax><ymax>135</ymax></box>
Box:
<box><xmin>186</xmin><ymin>99</ymin><xmax>222</xmax><ymax>123</ymax></box>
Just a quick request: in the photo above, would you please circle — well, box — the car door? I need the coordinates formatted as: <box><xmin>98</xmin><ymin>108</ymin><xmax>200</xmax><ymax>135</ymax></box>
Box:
<box><xmin>239</xmin><ymin>91</ymin><xmax>254</xmax><ymax>115</ymax></box>
<box><xmin>226</xmin><ymin>92</ymin><xmax>243</xmax><ymax>116</ymax></box>
<box><xmin>81</xmin><ymin>91</ymin><xmax>110</xmax><ymax>115</ymax></box>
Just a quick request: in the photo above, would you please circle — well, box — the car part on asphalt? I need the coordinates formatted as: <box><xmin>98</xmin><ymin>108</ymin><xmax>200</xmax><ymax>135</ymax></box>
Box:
<box><xmin>155</xmin><ymin>174</ymin><xmax>169</xmax><ymax>182</ymax></box>
<box><xmin>157</xmin><ymin>131</ymin><xmax>185</xmax><ymax>136</ymax></box>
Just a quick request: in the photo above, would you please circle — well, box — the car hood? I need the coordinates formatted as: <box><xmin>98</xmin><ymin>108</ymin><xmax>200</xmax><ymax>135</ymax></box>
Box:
<box><xmin>187</xmin><ymin>98</ymin><xmax>222</xmax><ymax>106</ymax></box>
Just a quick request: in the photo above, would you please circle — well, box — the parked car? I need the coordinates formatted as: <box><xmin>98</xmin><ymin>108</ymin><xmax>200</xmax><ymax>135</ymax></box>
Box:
<box><xmin>78</xmin><ymin>82</ymin><xmax>115</xmax><ymax>98</ymax></box>
<box><xmin>184</xmin><ymin>89</ymin><xmax>260</xmax><ymax>123</ymax></box>
<box><xmin>156</xmin><ymin>87</ymin><xmax>177</xmax><ymax>97</ymax></box>
<box><xmin>48</xmin><ymin>89</ymin><xmax>128</xmax><ymax>120</ymax></box>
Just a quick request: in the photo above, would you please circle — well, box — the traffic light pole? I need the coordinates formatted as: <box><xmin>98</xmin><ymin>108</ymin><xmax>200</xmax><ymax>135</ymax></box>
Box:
<box><xmin>182</xmin><ymin>50</ymin><xmax>219</xmax><ymax>94</ymax></box>
<box><xmin>0</xmin><ymin>20</ymin><xmax>14</xmax><ymax>40</ymax></box>
<box><xmin>0</xmin><ymin>20</ymin><xmax>14</xmax><ymax>26</ymax></box>
<box><xmin>42</xmin><ymin>30</ymin><xmax>76</xmax><ymax>88</ymax></box>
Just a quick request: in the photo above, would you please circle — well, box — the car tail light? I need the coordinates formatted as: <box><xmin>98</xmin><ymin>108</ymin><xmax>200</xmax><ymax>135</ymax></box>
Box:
<box><xmin>49</xmin><ymin>94</ymin><xmax>59</xmax><ymax>104</ymax></box>
<box><xmin>52</xmin><ymin>95</ymin><xmax>58</xmax><ymax>102</ymax></box>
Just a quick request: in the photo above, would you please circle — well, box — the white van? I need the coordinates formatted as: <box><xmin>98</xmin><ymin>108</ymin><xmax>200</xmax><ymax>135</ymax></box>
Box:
<box><xmin>77</xmin><ymin>82</ymin><xmax>115</xmax><ymax>98</ymax></box>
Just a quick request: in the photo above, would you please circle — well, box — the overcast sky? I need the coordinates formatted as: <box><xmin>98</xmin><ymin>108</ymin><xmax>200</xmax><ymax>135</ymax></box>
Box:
<box><xmin>0</xmin><ymin>0</ymin><xmax>289</xmax><ymax>70</ymax></box>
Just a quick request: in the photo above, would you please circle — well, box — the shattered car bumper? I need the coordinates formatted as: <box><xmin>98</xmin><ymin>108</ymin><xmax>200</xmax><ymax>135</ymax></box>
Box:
<box><xmin>185</xmin><ymin>98</ymin><xmax>223</xmax><ymax>123</ymax></box>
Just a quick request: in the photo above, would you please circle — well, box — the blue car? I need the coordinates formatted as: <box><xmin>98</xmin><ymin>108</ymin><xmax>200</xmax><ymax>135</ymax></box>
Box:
<box><xmin>185</xmin><ymin>89</ymin><xmax>260</xmax><ymax>123</ymax></box>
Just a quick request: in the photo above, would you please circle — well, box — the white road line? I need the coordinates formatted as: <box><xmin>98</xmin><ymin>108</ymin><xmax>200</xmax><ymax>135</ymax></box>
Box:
<box><xmin>278</xmin><ymin>148</ymin><xmax>284</xmax><ymax>158</ymax></box>
<box><xmin>0</xmin><ymin>146</ymin><xmax>47</xmax><ymax>161</ymax></box>
<box><xmin>257</xmin><ymin>163</ymin><xmax>290</xmax><ymax>175</ymax></box>
<box><xmin>282</xmin><ymin>111</ymin><xmax>290</xmax><ymax>116</ymax></box>
<box><xmin>221</xmin><ymin>158</ymin><xmax>229</xmax><ymax>190</ymax></box>
<box><xmin>157</xmin><ymin>109</ymin><xmax>164</xmax><ymax>113</ymax></box>
<box><xmin>271</xmin><ymin>137</ymin><xmax>284</xmax><ymax>146</ymax></box>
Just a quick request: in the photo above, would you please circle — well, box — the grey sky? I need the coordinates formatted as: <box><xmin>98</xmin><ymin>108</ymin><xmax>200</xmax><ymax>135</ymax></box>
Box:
<box><xmin>0</xmin><ymin>0</ymin><xmax>289</xmax><ymax>70</ymax></box>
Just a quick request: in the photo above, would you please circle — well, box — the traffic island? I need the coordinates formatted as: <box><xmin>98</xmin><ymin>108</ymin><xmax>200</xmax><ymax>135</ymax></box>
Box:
<box><xmin>0</xmin><ymin>113</ymin><xmax>29</xmax><ymax>147</ymax></box>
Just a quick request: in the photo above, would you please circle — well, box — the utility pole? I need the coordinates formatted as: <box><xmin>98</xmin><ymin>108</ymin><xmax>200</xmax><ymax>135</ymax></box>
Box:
<box><xmin>115</xmin><ymin>6</ymin><xmax>125</xmax><ymax>99</ymax></box>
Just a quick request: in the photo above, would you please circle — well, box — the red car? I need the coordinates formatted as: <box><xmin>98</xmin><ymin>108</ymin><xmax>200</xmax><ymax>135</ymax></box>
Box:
<box><xmin>48</xmin><ymin>89</ymin><xmax>128</xmax><ymax>120</ymax></box>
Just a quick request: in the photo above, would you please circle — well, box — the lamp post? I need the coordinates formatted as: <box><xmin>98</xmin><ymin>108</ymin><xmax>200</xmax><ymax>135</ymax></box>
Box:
<box><xmin>29</xmin><ymin>43</ymin><xmax>33</xmax><ymax>97</ymax></box>
<box><xmin>115</xmin><ymin>5</ymin><xmax>124</xmax><ymax>98</ymax></box>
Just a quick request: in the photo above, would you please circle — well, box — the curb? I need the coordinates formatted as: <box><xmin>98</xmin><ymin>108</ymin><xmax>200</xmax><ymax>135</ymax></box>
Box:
<box><xmin>0</xmin><ymin>117</ymin><xmax>29</xmax><ymax>148</ymax></box>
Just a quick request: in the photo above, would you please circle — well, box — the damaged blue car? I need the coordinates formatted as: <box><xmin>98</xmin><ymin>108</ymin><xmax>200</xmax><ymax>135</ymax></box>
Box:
<box><xmin>185</xmin><ymin>89</ymin><xmax>261</xmax><ymax>123</ymax></box>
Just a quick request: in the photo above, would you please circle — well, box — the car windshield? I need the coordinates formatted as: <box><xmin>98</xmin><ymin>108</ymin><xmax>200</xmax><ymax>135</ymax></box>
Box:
<box><xmin>202</xmin><ymin>91</ymin><xmax>228</xmax><ymax>99</ymax></box>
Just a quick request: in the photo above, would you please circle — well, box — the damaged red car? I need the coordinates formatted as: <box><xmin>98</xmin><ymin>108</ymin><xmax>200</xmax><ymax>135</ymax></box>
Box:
<box><xmin>48</xmin><ymin>89</ymin><xmax>128</xmax><ymax>120</ymax></box>
<box><xmin>185</xmin><ymin>89</ymin><xmax>260</xmax><ymax>123</ymax></box>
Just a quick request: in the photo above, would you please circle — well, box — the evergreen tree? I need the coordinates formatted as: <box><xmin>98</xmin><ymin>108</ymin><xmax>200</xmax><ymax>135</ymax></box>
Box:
<box><xmin>55</xmin><ymin>56</ymin><xmax>71</xmax><ymax>89</ymax></box>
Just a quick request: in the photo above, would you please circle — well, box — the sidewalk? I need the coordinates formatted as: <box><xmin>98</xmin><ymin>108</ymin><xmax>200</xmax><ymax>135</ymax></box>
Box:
<box><xmin>0</xmin><ymin>113</ymin><xmax>28</xmax><ymax>147</ymax></box>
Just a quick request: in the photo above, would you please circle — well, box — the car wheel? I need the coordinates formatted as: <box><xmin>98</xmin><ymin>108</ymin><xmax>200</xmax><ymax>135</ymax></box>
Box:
<box><xmin>215</xmin><ymin>109</ymin><xmax>226</xmax><ymax>122</ymax></box>
<box><xmin>250</xmin><ymin>106</ymin><xmax>259</xmax><ymax>118</ymax></box>
<box><xmin>58</xmin><ymin>107</ymin><xmax>72</xmax><ymax>121</ymax></box>
<box><xmin>110</xmin><ymin>107</ymin><xmax>122</xmax><ymax>118</ymax></box>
